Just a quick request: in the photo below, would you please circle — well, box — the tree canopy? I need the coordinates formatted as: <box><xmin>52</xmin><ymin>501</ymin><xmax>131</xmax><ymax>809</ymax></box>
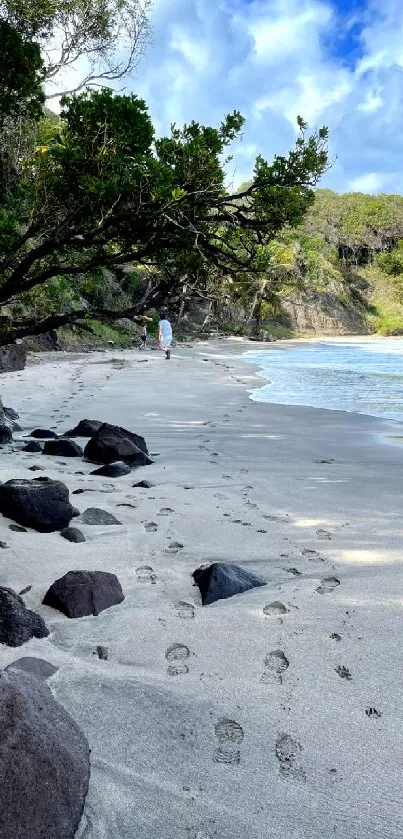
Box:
<box><xmin>0</xmin><ymin>72</ymin><xmax>329</xmax><ymax>343</ymax></box>
<box><xmin>0</xmin><ymin>0</ymin><xmax>151</xmax><ymax>97</ymax></box>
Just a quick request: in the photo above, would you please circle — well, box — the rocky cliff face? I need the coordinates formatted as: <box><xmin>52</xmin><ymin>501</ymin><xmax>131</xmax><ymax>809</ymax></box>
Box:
<box><xmin>281</xmin><ymin>290</ymin><xmax>371</xmax><ymax>336</ymax></box>
<box><xmin>0</xmin><ymin>343</ymin><xmax>26</xmax><ymax>373</ymax></box>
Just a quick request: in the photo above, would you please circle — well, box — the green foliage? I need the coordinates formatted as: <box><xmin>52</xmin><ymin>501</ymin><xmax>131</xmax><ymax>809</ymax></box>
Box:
<box><xmin>0</xmin><ymin>88</ymin><xmax>329</xmax><ymax>337</ymax></box>
<box><xmin>1</xmin><ymin>0</ymin><xmax>151</xmax><ymax>94</ymax></box>
<box><xmin>0</xmin><ymin>19</ymin><xmax>44</xmax><ymax>125</ymax></box>
<box><xmin>376</xmin><ymin>241</ymin><xmax>403</xmax><ymax>276</ymax></box>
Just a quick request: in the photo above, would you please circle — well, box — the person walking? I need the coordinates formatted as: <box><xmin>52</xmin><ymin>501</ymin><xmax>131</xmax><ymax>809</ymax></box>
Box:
<box><xmin>158</xmin><ymin>313</ymin><xmax>172</xmax><ymax>359</ymax></box>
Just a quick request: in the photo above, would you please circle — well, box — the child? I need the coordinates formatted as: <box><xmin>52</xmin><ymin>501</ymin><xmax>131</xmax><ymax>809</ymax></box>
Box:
<box><xmin>139</xmin><ymin>323</ymin><xmax>147</xmax><ymax>349</ymax></box>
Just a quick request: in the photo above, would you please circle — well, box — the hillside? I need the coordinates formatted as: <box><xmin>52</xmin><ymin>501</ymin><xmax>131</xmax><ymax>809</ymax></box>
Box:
<box><xmin>199</xmin><ymin>189</ymin><xmax>403</xmax><ymax>339</ymax></box>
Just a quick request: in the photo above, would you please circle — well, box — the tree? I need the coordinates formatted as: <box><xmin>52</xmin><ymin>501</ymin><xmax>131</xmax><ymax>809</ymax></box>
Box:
<box><xmin>0</xmin><ymin>91</ymin><xmax>329</xmax><ymax>344</ymax></box>
<box><xmin>1</xmin><ymin>0</ymin><xmax>151</xmax><ymax>97</ymax></box>
<box><xmin>0</xmin><ymin>19</ymin><xmax>44</xmax><ymax>125</ymax></box>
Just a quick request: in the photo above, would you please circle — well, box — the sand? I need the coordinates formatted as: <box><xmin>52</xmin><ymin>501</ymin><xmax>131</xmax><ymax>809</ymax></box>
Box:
<box><xmin>0</xmin><ymin>340</ymin><xmax>402</xmax><ymax>839</ymax></box>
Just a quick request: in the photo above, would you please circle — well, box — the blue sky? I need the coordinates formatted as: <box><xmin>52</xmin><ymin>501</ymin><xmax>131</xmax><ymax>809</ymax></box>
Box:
<box><xmin>130</xmin><ymin>0</ymin><xmax>403</xmax><ymax>193</ymax></box>
<box><xmin>54</xmin><ymin>0</ymin><xmax>403</xmax><ymax>194</ymax></box>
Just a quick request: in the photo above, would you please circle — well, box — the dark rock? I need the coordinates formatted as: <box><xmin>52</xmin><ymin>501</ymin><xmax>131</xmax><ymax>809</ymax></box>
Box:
<box><xmin>0</xmin><ymin>426</ymin><xmax>12</xmax><ymax>444</ymax></box>
<box><xmin>0</xmin><ymin>477</ymin><xmax>74</xmax><ymax>532</ymax></box>
<box><xmin>66</xmin><ymin>418</ymin><xmax>103</xmax><ymax>437</ymax></box>
<box><xmin>94</xmin><ymin>645</ymin><xmax>109</xmax><ymax>660</ymax></box>
<box><xmin>60</xmin><ymin>526</ymin><xmax>86</xmax><ymax>543</ymax></box>
<box><xmin>21</xmin><ymin>329</ymin><xmax>60</xmax><ymax>352</ymax></box>
<box><xmin>18</xmin><ymin>585</ymin><xmax>32</xmax><ymax>595</ymax></box>
<box><xmin>43</xmin><ymin>438</ymin><xmax>83</xmax><ymax>458</ymax></box>
<box><xmin>23</xmin><ymin>441</ymin><xmax>43</xmax><ymax>453</ymax></box>
<box><xmin>0</xmin><ymin>587</ymin><xmax>49</xmax><ymax>647</ymax></box>
<box><xmin>43</xmin><ymin>570</ymin><xmax>124</xmax><ymax>618</ymax></box>
<box><xmin>84</xmin><ymin>422</ymin><xmax>151</xmax><ymax>466</ymax></box>
<box><xmin>0</xmin><ymin>342</ymin><xmax>26</xmax><ymax>373</ymax></box>
<box><xmin>5</xmin><ymin>657</ymin><xmax>59</xmax><ymax>680</ymax></box>
<box><xmin>3</xmin><ymin>406</ymin><xmax>21</xmax><ymax>432</ymax></box>
<box><xmin>71</xmin><ymin>506</ymin><xmax>80</xmax><ymax>517</ymax></box>
<box><xmin>0</xmin><ymin>541</ymin><xmax>9</xmax><ymax>549</ymax></box>
<box><xmin>0</xmin><ymin>668</ymin><xmax>89</xmax><ymax>839</ymax></box>
<box><xmin>4</xmin><ymin>407</ymin><xmax>19</xmax><ymax>421</ymax></box>
<box><xmin>132</xmin><ymin>480</ymin><xmax>155</xmax><ymax>488</ymax></box>
<box><xmin>30</xmin><ymin>429</ymin><xmax>57</xmax><ymax>439</ymax></box>
<box><xmin>28</xmin><ymin>465</ymin><xmax>43</xmax><ymax>471</ymax></box>
<box><xmin>80</xmin><ymin>507</ymin><xmax>121</xmax><ymax>525</ymax></box>
<box><xmin>91</xmin><ymin>461</ymin><xmax>131</xmax><ymax>477</ymax></box>
<box><xmin>9</xmin><ymin>524</ymin><xmax>27</xmax><ymax>533</ymax></box>
<box><xmin>0</xmin><ymin>398</ymin><xmax>12</xmax><ymax>445</ymax></box>
<box><xmin>192</xmin><ymin>562</ymin><xmax>266</xmax><ymax>606</ymax></box>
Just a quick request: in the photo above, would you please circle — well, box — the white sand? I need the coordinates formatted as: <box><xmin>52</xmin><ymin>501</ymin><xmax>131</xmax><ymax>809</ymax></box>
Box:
<box><xmin>0</xmin><ymin>340</ymin><xmax>402</xmax><ymax>839</ymax></box>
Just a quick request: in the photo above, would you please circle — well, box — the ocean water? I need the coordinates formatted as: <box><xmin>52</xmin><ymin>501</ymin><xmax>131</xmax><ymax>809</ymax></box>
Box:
<box><xmin>244</xmin><ymin>337</ymin><xmax>403</xmax><ymax>421</ymax></box>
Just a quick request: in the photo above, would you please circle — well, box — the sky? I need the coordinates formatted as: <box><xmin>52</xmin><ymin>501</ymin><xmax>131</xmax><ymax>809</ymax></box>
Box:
<box><xmin>52</xmin><ymin>0</ymin><xmax>403</xmax><ymax>194</ymax></box>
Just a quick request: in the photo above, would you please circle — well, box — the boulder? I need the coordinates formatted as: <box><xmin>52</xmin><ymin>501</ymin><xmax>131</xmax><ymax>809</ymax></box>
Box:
<box><xmin>0</xmin><ymin>425</ymin><xmax>12</xmax><ymax>444</ymax></box>
<box><xmin>0</xmin><ymin>669</ymin><xmax>90</xmax><ymax>839</ymax></box>
<box><xmin>84</xmin><ymin>422</ymin><xmax>150</xmax><ymax>466</ymax></box>
<box><xmin>0</xmin><ymin>587</ymin><xmax>49</xmax><ymax>647</ymax></box>
<box><xmin>0</xmin><ymin>342</ymin><xmax>26</xmax><ymax>373</ymax></box>
<box><xmin>5</xmin><ymin>657</ymin><xmax>59</xmax><ymax>680</ymax></box>
<box><xmin>23</xmin><ymin>441</ymin><xmax>43</xmax><ymax>453</ymax></box>
<box><xmin>91</xmin><ymin>461</ymin><xmax>131</xmax><ymax>477</ymax></box>
<box><xmin>192</xmin><ymin>562</ymin><xmax>267</xmax><ymax>606</ymax></box>
<box><xmin>60</xmin><ymin>526</ymin><xmax>86</xmax><ymax>543</ymax></box>
<box><xmin>65</xmin><ymin>419</ymin><xmax>103</xmax><ymax>437</ymax></box>
<box><xmin>80</xmin><ymin>507</ymin><xmax>121</xmax><ymax>525</ymax></box>
<box><xmin>133</xmin><ymin>480</ymin><xmax>155</xmax><ymax>488</ymax></box>
<box><xmin>43</xmin><ymin>439</ymin><xmax>83</xmax><ymax>458</ymax></box>
<box><xmin>0</xmin><ymin>477</ymin><xmax>74</xmax><ymax>532</ymax></box>
<box><xmin>0</xmin><ymin>398</ymin><xmax>13</xmax><ymax>444</ymax></box>
<box><xmin>43</xmin><ymin>570</ymin><xmax>124</xmax><ymax>618</ymax></box>
<box><xmin>3</xmin><ymin>407</ymin><xmax>19</xmax><ymax>421</ymax></box>
<box><xmin>30</xmin><ymin>429</ymin><xmax>57</xmax><ymax>439</ymax></box>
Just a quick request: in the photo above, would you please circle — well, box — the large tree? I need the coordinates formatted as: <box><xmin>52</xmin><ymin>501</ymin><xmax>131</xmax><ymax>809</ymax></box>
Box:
<box><xmin>0</xmin><ymin>88</ymin><xmax>329</xmax><ymax>344</ymax></box>
<box><xmin>0</xmin><ymin>0</ymin><xmax>151</xmax><ymax>97</ymax></box>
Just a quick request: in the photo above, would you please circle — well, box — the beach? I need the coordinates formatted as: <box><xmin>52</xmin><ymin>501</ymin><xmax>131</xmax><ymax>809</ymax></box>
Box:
<box><xmin>0</xmin><ymin>339</ymin><xmax>402</xmax><ymax>839</ymax></box>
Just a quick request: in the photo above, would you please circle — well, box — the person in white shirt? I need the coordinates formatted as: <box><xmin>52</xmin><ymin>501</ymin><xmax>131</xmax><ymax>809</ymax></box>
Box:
<box><xmin>158</xmin><ymin>314</ymin><xmax>172</xmax><ymax>359</ymax></box>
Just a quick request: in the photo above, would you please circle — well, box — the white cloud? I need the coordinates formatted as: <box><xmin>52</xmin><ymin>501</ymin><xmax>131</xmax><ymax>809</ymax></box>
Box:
<box><xmin>46</xmin><ymin>0</ymin><xmax>403</xmax><ymax>194</ymax></box>
<box><xmin>348</xmin><ymin>172</ymin><xmax>385</xmax><ymax>192</ymax></box>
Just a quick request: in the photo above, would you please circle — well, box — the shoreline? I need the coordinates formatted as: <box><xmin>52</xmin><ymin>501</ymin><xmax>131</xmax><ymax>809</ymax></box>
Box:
<box><xmin>0</xmin><ymin>341</ymin><xmax>402</xmax><ymax>839</ymax></box>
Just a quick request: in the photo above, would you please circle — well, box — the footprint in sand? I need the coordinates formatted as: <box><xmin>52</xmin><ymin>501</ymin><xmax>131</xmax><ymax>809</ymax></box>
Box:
<box><xmin>165</xmin><ymin>642</ymin><xmax>190</xmax><ymax>676</ymax></box>
<box><xmin>335</xmin><ymin>665</ymin><xmax>352</xmax><ymax>680</ymax></box>
<box><xmin>165</xmin><ymin>541</ymin><xmax>184</xmax><ymax>554</ymax></box>
<box><xmin>263</xmin><ymin>602</ymin><xmax>288</xmax><ymax>621</ymax></box>
<box><xmin>316</xmin><ymin>576</ymin><xmax>340</xmax><ymax>595</ymax></box>
<box><xmin>174</xmin><ymin>601</ymin><xmax>195</xmax><ymax>619</ymax></box>
<box><xmin>158</xmin><ymin>508</ymin><xmax>174</xmax><ymax>516</ymax></box>
<box><xmin>302</xmin><ymin>548</ymin><xmax>325</xmax><ymax>562</ymax></box>
<box><xmin>136</xmin><ymin>565</ymin><xmax>157</xmax><ymax>584</ymax></box>
<box><xmin>275</xmin><ymin>733</ymin><xmax>305</xmax><ymax>780</ymax></box>
<box><xmin>214</xmin><ymin>719</ymin><xmax>244</xmax><ymax>765</ymax></box>
<box><xmin>261</xmin><ymin>650</ymin><xmax>289</xmax><ymax>684</ymax></box>
<box><xmin>316</xmin><ymin>529</ymin><xmax>332</xmax><ymax>541</ymax></box>
<box><xmin>145</xmin><ymin>522</ymin><xmax>158</xmax><ymax>532</ymax></box>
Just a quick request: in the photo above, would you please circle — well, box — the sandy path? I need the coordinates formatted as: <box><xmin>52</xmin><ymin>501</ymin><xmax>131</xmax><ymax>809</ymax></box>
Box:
<box><xmin>0</xmin><ymin>341</ymin><xmax>402</xmax><ymax>839</ymax></box>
